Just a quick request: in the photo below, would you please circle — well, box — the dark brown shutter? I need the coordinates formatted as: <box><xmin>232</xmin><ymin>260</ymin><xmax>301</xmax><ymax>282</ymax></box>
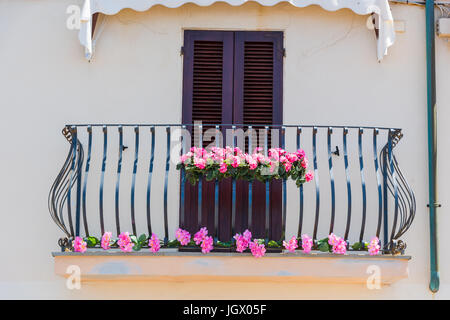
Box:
<box><xmin>182</xmin><ymin>31</ymin><xmax>233</xmax><ymax>236</ymax></box>
<box><xmin>233</xmin><ymin>31</ymin><xmax>284</xmax><ymax>240</ymax></box>
<box><xmin>182</xmin><ymin>31</ymin><xmax>233</xmax><ymax>147</ymax></box>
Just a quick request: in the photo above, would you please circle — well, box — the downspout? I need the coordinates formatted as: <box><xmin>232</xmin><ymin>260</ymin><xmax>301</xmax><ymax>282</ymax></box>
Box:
<box><xmin>425</xmin><ymin>0</ymin><xmax>439</xmax><ymax>293</ymax></box>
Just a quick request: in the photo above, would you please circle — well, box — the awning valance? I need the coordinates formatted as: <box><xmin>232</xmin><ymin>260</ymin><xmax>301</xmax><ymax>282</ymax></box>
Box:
<box><xmin>79</xmin><ymin>0</ymin><xmax>395</xmax><ymax>61</ymax></box>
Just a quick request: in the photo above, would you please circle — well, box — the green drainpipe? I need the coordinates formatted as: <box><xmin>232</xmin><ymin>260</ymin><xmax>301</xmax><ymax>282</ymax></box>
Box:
<box><xmin>426</xmin><ymin>0</ymin><xmax>439</xmax><ymax>293</ymax></box>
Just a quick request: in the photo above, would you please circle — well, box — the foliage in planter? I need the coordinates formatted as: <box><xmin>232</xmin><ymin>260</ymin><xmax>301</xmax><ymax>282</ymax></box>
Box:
<box><xmin>176</xmin><ymin>146</ymin><xmax>314</xmax><ymax>188</ymax></box>
<box><xmin>73</xmin><ymin>229</ymin><xmax>381</xmax><ymax>257</ymax></box>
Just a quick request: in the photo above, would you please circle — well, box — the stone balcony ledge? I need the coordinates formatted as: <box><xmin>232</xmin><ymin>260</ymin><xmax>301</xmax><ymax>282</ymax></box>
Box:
<box><xmin>53</xmin><ymin>249</ymin><xmax>410</xmax><ymax>284</ymax></box>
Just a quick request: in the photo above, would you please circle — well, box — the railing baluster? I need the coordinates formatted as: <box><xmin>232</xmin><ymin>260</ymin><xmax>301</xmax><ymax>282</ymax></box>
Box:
<box><xmin>382</xmin><ymin>140</ymin><xmax>389</xmax><ymax>247</ymax></box>
<box><xmin>388</xmin><ymin>130</ymin><xmax>399</xmax><ymax>244</ymax></box>
<box><xmin>296</xmin><ymin>126</ymin><xmax>303</xmax><ymax>238</ymax></box>
<box><xmin>373</xmin><ymin>128</ymin><xmax>383</xmax><ymax>238</ymax></box>
<box><xmin>164</xmin><ymin>126</ymin><xmax>171</xmax><ymax>245</ymax></box>
<box><xmin>214</xmin><ymin>125</ymin><xmax>220</xmax><ymax>244</ymax></box>
<box><xmin>82</xmin><ymin>126</ymin><xmax>92</xmax><ymax>236</ymax></box>
<box><xmin>146</xmin><ymin>126</ymin><xmax>155</xmax><ymax>235</ymax></box>
<box><xmin>99</xmin><ymin>126</ymin><xmax>107</xmax><ymax>235</ymax></box>
<box><xmin>264</xmin><ymin>126</ymin><xmax>269</xmax><ymax>245</ymax></box>
<box><xmin>327</xmin><ymin>127</ymin><xmax>335</xmax><ymax>234</ymax></box>
<box><xmin>66</xmin><ymin>126</ymin><xmax>77</xmax><ymax>237</ymax></box>
<box><xmin>115</xmin><ymin>126</ymin><xmax>123</xmax><ymax>235</ymax></box>
<box><xmin>312</xmin><ymin>127</ymin><xmax>320</xmax><ymax>242</ymax></box>
<box><xmin>281</xmin><ymin>126</ymin><xmax>287</xmax><ymax>240</ymax></box>
<box><xmin>197</xmin><ymin>124</ymin><xmax>203</xmax><ymax>231</ymax></box>
<box><xmin>75</xmin><ymin>127</ymin><xmax>82</xmax><ymax>237</ymax></box>
<box><xmin>231</xmin><ymin>125</ymin><xmax>236</xmax><ymax>241</ymax></box>
<box><xmin>130</xmin><ymin>126</ymin><xmax>139</xmax><ymax>236</ymax></box>
<box><xmin>358</xmin><ymin>128</ymin><xmax>367</xmax><ymax>244</ymax></box>
<box><xmin>343</xmin><ymin>127</ymin><xmax>352</xmax><ymax>242</ymax></box>
<box><xmin>248</xmin><ymin>126</ymin><xmax>253</xmax><ymax>232</ymax></box>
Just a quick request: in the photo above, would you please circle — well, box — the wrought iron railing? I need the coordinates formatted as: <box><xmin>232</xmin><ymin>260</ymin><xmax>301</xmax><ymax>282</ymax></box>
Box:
<box><xmin>49</xmin><ymin>123</ymin><xmax>415</xmax><ymax>254</ymax></box>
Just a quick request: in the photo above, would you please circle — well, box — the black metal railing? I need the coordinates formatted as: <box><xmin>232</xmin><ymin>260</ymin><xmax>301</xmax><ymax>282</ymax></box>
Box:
<box><xmin>49</xmin><ymin>123</ymin><xmax>415</xmax><ymax>254</ymax></box>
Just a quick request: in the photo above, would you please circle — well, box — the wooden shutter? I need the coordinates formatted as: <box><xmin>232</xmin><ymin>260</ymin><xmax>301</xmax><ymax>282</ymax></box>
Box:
<box><xmin>233</xmin><ymin>31</ymin><xmax>284</xmax><ymax>240</ymax></box>
<box><xmin>182</xmin><ymin>31</ymin><xmax>234</xmax><ymax>147</ymax></box>
<box><xmin>182</xmin><ymin>31</ymin><xmax>233</xmax><ymax>236</ymax></box>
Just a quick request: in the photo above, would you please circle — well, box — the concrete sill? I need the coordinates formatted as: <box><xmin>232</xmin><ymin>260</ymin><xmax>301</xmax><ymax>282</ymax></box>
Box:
<box><xmin>53</xmin><ymin>249</ymin><xmax>410</xmax><ymax>284</ymax></box>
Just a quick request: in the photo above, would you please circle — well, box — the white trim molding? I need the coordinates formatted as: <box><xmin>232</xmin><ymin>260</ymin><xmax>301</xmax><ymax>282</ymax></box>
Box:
<box><xmin>79</xmin><ymin>0</ymin><xmax>396</xmax><ymax>61</ymax></box>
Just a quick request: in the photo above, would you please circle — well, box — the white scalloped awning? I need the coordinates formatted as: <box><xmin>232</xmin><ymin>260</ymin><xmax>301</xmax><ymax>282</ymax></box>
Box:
<box><xmin>79</xmin><ymin>0</ymin><xmax>395</xmax><ymax>61</ymax></box>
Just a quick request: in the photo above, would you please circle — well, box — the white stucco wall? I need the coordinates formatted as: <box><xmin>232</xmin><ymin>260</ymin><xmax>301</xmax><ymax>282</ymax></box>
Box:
<box><xmin>0</xmin><ymin>0</ymin><xmax>449</xmax><ymax>299</ymax></box>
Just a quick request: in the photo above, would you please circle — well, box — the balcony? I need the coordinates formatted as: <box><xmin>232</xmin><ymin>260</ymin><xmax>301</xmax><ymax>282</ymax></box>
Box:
<box><xmin>49</xmin><ymin>123</ymin><xmax>415</xmax><ymax>281</ymax></box>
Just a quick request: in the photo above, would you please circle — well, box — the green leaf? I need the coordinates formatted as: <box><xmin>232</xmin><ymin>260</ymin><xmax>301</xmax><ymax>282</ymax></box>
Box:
<box><xmin>138</xmin><ymin>234</ymin><xmax>147</xmax><ymax>244</ymax></box>
<box><xmin>130</xmin><ymin>235</ymin><xmax>138</xmax><ymax>244</ymax></box>
<box><xmin>167</xmin><ymin>239</ymin><xmax>180</xmax><ymax>247</ymax></box>
<box><xmin>268</xmin><ymin>240</ymin><xmax>280</xmax><ymax>248</ymax></box>
<box><xmin>318</xmin><ymin>242</ymin><xmax>330</xmax><ymax>252</ymax></box>
<box><xmin>132</xmin><ymin>243</ymin><xmax>142</xmax><ymax>251</ymax></box>
<box><xmin>216</xmin><ymin>241</ymin><xmax>232</xmax><ymax>248</ymax></box>
<box><xmin>351</xmin><ymin>242</ymin><xmax>363</xmax><ymax>250</ymax></box>
<box><xmin>84</xmin><ymin>236</ymin><xmax>99</xmax><ymax>248</ymax></box>
<box><xmin>255</xmin><ymin>238</ymin><xmax>265</xmax><ymax>245</ymax></box>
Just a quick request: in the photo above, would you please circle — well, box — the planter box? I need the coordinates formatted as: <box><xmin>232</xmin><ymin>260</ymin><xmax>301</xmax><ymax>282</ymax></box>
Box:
<box><xmin>53</xmin><ymin>249</ymin><xmax>410</xmax><ymax>285</ymax></box>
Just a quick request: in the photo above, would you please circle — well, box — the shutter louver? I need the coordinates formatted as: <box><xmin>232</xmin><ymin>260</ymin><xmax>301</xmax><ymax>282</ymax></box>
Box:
<box><xmin>192</xmin><ymin>40</ymin><xmax>223</xmax><ymax>148</ymax></box>
<box><xmin>243</xmin><ymin>41</ymin><xmax>274</xmax><ymax>150</ymax></box>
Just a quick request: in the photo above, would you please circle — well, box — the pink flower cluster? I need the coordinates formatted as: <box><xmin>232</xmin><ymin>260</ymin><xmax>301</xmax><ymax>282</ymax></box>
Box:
<box><xmin>249</xmin><ymin>240</ymin><xmax>266</xmax><ymax>258</ymax></box>
<box><xmin>73</xmin><ymin>236</ymin><xmax>87</xmax><ymax>253</ymax></box>
<box><xmin>283</xmin><ymin>236</ymin><xmax>298</xmax><ymax>252</ymax></box>
<box><xmin>178</xmin><ymin>227</ymin><xmax>213</xmax><ymax>254</ymax></box>
<box><xmin>328</xmin><ymin>233</ymin><xmax>347</xmax><ymax>254</ymax></box>
<box><xmin>179</xmin><ymin>146</ymin><xmax>313</xmax><ymax>183</ymax></box>
<box><xmin>234</xmin><ymin>229</ymin><xmax>252</xmax><ymax>253</ymax></box>
<box><xmin>194</xmin><ymin>227</ymin><xmax>208</xmax><ymax>245</ymax></box>
<box><xmin>368</xmin><ymin>237</ymin><xmax>381</xmax><ymax>256</ymax></box>
<box><xmin>148</xmin><ymin>233</ymin><xmax>161</xmax><ymax>253</ymax></box>
<box><xmin>301</xmin><ymin>234</ymin><xmax>313</xmax><ymax>253</ymax></box>
<box><xmin>176</xmin><ymin>228</ymin><xmax>191</xmax><ymax>246</ymax></box>
<box><xmin>194</xmin><ymin>228</ymin><xmax>214</xmax><ymax>254</ymax></box>
<box><xmin>200</xmin><ymin>236</ymin><xmax>214</xmax><ymax>254</ymax></box>
<box><xmin>101</xmin><ymin>232</ymin><xmax>112</xmax><ymax>250</ymax></box>
<box><xmin>118</xmin><ymin>232</ymin><xmax>133</xmax><ymax>252</ymax></box>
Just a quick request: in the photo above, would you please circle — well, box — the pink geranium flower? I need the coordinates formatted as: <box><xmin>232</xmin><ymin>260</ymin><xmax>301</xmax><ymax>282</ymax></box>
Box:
<box><xmin>301</xmin><ymin>234</ymin><xmax>313</xmax><ymax>253</ymax></box>
<box><xmin>283</xmin><ymin>161</ymin><xmax>292</xmax><ymax>172</ymax></box>
<box><xmin>301</xmin><ymin>158</ymin><xmax>308</xmax><ymax>169</ymax></box>
<box><xmin>296</xmin><ymin>149</ymin><xmax>306</xmax><ymax>159</ymax></box>
<box><xmin>231</xmin><ymin>156</ymin><xmax>241</xmax><ymax>168</ymax></box>
<box><xmin>248</xmin><ymin>159</ymin><xmax>258</xmax><ymax>170</ymax></box>
<box><xmin>283</xmin><ymin>236</ymin><xmax>298</xmax><ymax>252</ymax></box>
<box><xmin>175</xmin><ymin>228</ymin><xmax>191</xmax><ymax>246</ymax></box>
<box><xmin>118</xmin><ymin>232</ymin><xmax>133</xmax><ymax>252</ymax></box>
<box><xmin>328</xmin><ymin>233</ymin><xmax>346</xmax><ymax>254</ymax></box>
<box><xmin>219</xmin><ymin>162</ymin><xmax>227</xmax><ymax>173</ymax></box>
<box><xmin>368</xmin><ymin>236</ymin><xmax>380</xmax><ymax>255</ymax></box>
<box><xmin>148</xmin><ymin>233</ymin><xmax>160</xmax><ymax>253</ymax></box>
<box><xmin>201</xmin><ymin>236</ymin><xmax>214</xmax><ymax>254</ymax></box>
<box><xmin>101</xmin><ymin>232</ymin><xmax>112</xmax><ymax>250</ymax></box>
<box><xmin>305</xmin><ymin>171</ymin><xmax>314</xmax><ymax>182</ymax></box>
<box><xmin>234</xmin><ymin>229</ymin><xmax>252</xmax><ymax>253</ymax></box>
<box><xmin>73</xmin><ymin>236</ymin><xmax>87</xmax><ymax>253</ymax></box>
<box><xmin>194</xmin><ymin>227</ymin><xmax>208</xmax><ymax>245</ymax></box>
<box><xmin>249</xmin><ymin>240</ymin><xmax>266</xmax><ymax>258</ymax></box>
<box><xmin>194</xmin><ymin>158</ymin><xmax>206</xmax><ymax>169</ymax></box>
